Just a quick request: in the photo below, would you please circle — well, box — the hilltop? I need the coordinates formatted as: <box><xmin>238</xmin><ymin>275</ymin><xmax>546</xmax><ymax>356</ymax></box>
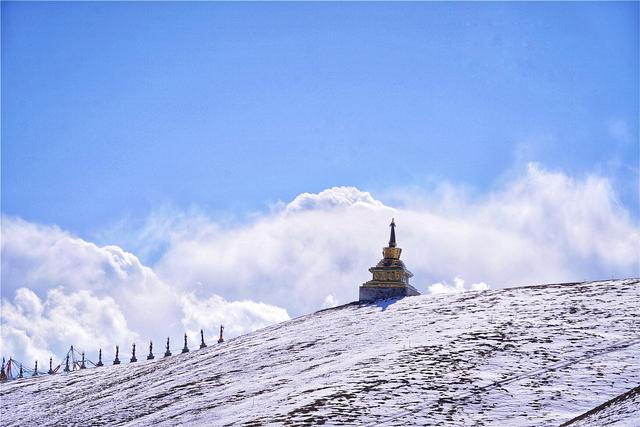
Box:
<box><xmin>1</xmin><ymin>279</ymin><xmax>639</xmax><ymax>426</ymax></box>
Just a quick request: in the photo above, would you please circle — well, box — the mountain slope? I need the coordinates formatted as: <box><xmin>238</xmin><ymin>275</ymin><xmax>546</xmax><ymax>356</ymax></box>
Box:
<box><xmin>562</xmin><ymin>386</ymin><xmax>640</xmax><ymax>426</ymax></box>
<box><xmin>1</xmin><ymin>279</ymin><xmax>639</xmax><ymax>426</ymax></box>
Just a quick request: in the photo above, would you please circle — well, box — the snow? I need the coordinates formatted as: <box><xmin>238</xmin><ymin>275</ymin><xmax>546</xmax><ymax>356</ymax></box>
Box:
<box><xmin>1</xmin><ymin>279</ymin><xmax>639</xmax><ymax>425</ymax></box>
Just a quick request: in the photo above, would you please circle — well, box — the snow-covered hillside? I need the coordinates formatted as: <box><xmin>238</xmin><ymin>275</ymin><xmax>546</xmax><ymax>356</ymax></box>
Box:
<box><xmin>1</xmin><ymin>279</ymin><xmax>639</xmax><ymax>426</ymax></box>
<box><xmin>564</xmin><ymin>386</ymin><xmax>639</xmax><ymax>426</ymax></box>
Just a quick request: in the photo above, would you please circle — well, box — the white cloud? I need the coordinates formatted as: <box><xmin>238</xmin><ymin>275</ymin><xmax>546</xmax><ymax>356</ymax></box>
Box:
<box><xmin>181</xmin><ymin>294</ymin><xmax>289</xmax><ymax>341</ymax></box>
<box><xmin>0</xmin><ymin>218</ymin><xmax>289</xmax><ymax>366</ymax></box>
<box><xmin>322</xmin><ymin>294</ymin><xmax>339</xmax><ymax>309</ymax></box>
<box><xmin>470</xmin><ymin>282</ymin><xmax>490</xmax><ymax>292</ymax></box>
<box><xmin>1</xmin><ymin>287</ymin><xmax>135</xmax><ymax>366</ymax></box>
<box><xmin>428</xmin><ymin>277</ymin><xmax>489</xmax><ymax>295</ymax></box>
<box><xmin>285</xmin><ymin>186</ymin><xmax>385</xmax><ymax>212</ymax></box>
<box><xmin>153</xmin><ymin>164</ymin><xmax>638</xmax><ymax>317</ymax></box>
<box><xmin>2</xmin><ymin>164</ymin><xmax>638</xmax><ymax>367</ymax></box>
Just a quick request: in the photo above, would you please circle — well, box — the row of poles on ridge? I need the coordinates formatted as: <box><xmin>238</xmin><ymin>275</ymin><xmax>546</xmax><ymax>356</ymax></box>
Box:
<box><xmin>1</xmin><ymin>325</ymin><xmax>225</xmax><ymax>382</ymax></box>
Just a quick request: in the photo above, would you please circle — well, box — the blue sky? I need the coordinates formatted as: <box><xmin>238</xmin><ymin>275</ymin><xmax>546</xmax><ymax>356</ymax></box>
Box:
<box><xmin>2</xmin><ymin>2</ymin><xmax>639</xmax><ymax>365</ymax></box>
<box><xmin>3</xmin><ymin>2</ymin><xmax>638</xmax><ymax>236</ymax></box>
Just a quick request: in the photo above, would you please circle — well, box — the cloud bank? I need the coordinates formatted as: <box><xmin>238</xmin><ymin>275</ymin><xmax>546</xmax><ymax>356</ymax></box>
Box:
<box><xmin>428</xmin><ymin>277</ymin><xmax>489</xmax><ymax>295</ymax></box>
<box><xmin>2</xmin><ymin>164</ymin><xmax>638</xmax><ymax>366</ymax></box>
<box><xmin>153</xmin><ymin>164</ymin><xmax>638</xmax><ymax>313</ymax></box>
<box><xmin>1</xmin><ymin>218</ymin><xmax>289</xmax><ymax>366</ymax></box>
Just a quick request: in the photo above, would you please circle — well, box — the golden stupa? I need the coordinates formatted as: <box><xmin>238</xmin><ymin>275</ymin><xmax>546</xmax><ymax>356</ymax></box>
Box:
<box><xmin>359</xmin><ymin>219</ymin><xmax>420</xmax><ymax>302</ymax></box>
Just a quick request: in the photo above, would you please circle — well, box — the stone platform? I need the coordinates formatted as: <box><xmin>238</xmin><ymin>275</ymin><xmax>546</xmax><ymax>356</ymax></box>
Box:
<box><xmin>359</xmin><ymin>284</ymin><xmax>421</xmax><ymax>302</ymax></box>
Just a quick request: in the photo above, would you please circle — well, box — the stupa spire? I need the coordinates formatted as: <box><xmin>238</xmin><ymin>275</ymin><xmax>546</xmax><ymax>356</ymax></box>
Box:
<box><xmin>389</xmin><ymin>218</ymin><xmax>397</xmax><ymax>248</ymax></box>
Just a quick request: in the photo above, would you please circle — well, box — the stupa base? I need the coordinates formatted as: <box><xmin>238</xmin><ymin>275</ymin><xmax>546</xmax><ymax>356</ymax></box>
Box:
<box><xmin>359</xmin><ymin>284</ymin><xmax>420</xmax><ymax>302</ymax></box>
